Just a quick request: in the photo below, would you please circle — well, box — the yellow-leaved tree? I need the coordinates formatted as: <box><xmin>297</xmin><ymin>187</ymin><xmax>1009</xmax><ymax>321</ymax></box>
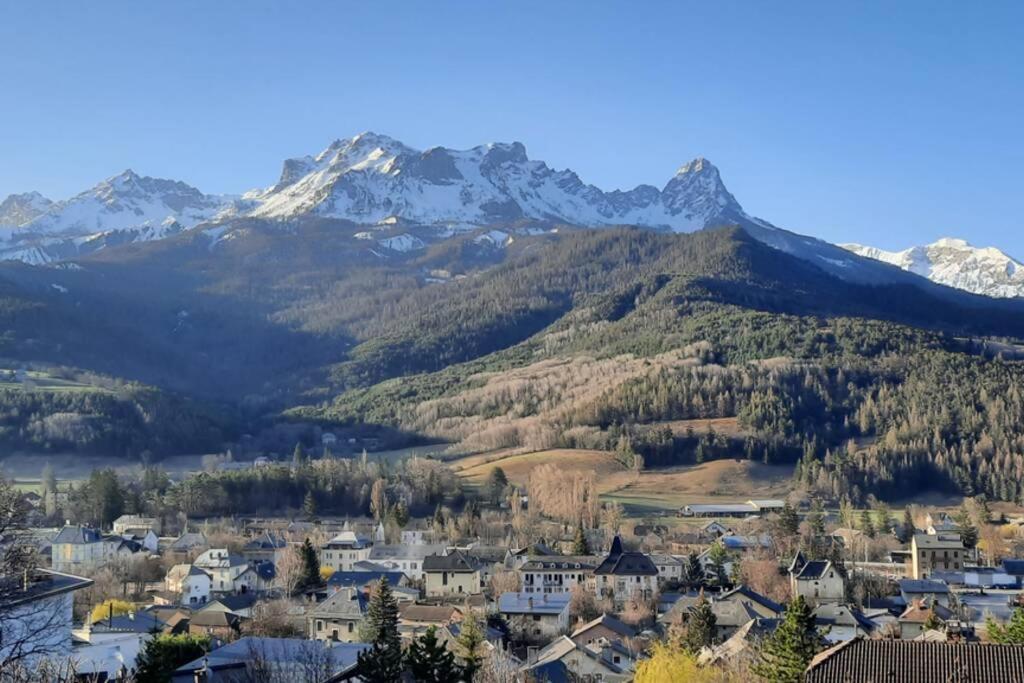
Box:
<box><xmin>90</xmin><ymin>599</ymin><xmax>135</xmax><ymax>624</ymax></box>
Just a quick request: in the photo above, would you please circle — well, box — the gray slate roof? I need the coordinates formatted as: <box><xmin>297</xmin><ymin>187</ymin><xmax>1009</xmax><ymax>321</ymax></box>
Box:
<box><xmin>806</xmin><ymin>640</ymin><xmax>1024</xmax><ymax>683</ymax></box>
<box><xmin>52</xmin><ymin>525</ymin><xmax>102</xmax><ymax>545</ymax></box>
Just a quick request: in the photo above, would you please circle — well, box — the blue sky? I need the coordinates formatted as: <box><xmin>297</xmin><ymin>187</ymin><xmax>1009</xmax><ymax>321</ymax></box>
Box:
<box><xmin>1</xmin><ymin>2</ymin><xmax>1021</xmax><ymax>252</ymax></box>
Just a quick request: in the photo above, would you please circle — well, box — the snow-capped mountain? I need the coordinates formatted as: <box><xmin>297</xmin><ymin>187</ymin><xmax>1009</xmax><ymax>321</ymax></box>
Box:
<box><xmin>842</xmin><ymin>238</ymin><xmax>1024</xmax><ymax>298</ymax></box>
<box><xmin>0</xmin><ymin>171</ymin><xmax>234</xmax><ymax>263</ymax></box>
<box><xmin>245</xmin><ymin>132</ymin><xmax>748</xmax><ymax>231</ymax></box>
<box><xmin>0</xmin><ymin>191</ymin><xmax>53</xmax><ymax>229</ymax></box>
<box><xmin>16</xmin><ymin>170</ymin><xmax>229</xmax><ymax>236</ymax></box>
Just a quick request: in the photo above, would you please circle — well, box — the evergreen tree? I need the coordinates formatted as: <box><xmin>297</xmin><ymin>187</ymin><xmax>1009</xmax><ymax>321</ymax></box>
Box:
<box><xmin>393</xmin><ymin>498</ymin><xmax>410</xmax><ymax>527</ymax></box>
<box><xmin>988</xmin><ymin>607</ymin><xmax>1024</xmax><ymax>644</ymax></box>
<box><xmin>683</xmin><ymin>552</ymin><xmax>704</xmax><ymax>589</ymax></box>
<box><xmin>406</xmin><ymin>625</ymin><xmax>462</xmax><ymax>682</ymax></box>
<box><xmin>357</xmin><ymin>578</ymin><xmax>404</xmax><ymax>682</ymax></box>
<box><xmin>572</xmin><ymin>519</ymin><xmax>590</xmax><ymax>555</ymax></box>
<box><xmin>454</xmin><ymin>609</ymin><xmax>484</xmax><ymax>680</ymax></box>
<box><xmin>901</xmin><ymin>507</ymin><xmax>916</xmax><ymax>544</ymax></box>
<box><xmin>485</xmin><ymin>466</ymin><xmax>509</xmax><ymax>504</ymax></box>
<box><xmin>135</xmin><ymin>634</ymin><xmax>210</xmax><ymax>682</ymax></box>
<box><xmin>303</xmin><ymin>490</ymin><xmax>317</xmax><ymax>520</ymax></box>
<box><xmin>859</xmin><ymin>509</ymin><xmax>876</xmax><ymax>538</ymax></box>
<box><xmin>681</xmin><ymin>591</ymin><xmax>717</xmax><ymax>653</ymax></box>
<box><xmin>954</xmin><ymin>504</ymin><xmax>979</xmax><ymax>549</ymax></box>
<box><xmin>807</xmin><ymin>499</ymin><xmax>826</xmax><ymax>537</ymax></box>
<box><xmin>779</xmin><ymin>502</ymin><xmax>800</xmax><ymax>537</ymax></box>
<box><xmin>298</xmin><ymin>538</ymin><xmax>320</xmax><ymax>589</ymax></box>
<box><xmin>753</xmin><ymin>596</ymin><xmax>826</xmax><ymax>683</ymax></box>
<box><xmin>292</xmin><ymin>442</ymin><xmax>307</xmax><ymax>467</ymax></box>
<box><xmin>706</xmin><ymin>541</ymin><xmax>729</xmax><ymax>587</ymax></box>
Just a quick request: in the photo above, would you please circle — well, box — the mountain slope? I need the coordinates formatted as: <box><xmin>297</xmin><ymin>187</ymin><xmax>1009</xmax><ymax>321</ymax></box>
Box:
<box><xmin>843</xmin><ymin>238</ymin><xmax>1024</xmax><ymax>298</ymax></box>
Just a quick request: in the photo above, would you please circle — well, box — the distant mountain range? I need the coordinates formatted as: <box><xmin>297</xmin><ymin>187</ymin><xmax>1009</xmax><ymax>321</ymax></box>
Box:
<box><xmin>842</xmin><ymin>239</ymin><xmax>1024</xmax><ymax>299</ymax></box>
<box><xmin>0</xmin><ymin>132</ymin><xmax>1017</xmax><ymax>298</ymax></box>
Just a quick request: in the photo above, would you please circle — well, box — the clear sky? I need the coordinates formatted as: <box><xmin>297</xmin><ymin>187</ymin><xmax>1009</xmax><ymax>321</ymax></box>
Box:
<box><xmin>1</xmin><ymin>2</ymin><xmax>1021</xmax><ymax>252</ymax></box>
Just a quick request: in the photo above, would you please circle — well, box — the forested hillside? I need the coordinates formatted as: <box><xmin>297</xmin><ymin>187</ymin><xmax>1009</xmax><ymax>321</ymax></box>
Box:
<box><xmin>2</xmin><ymin>223</ymin><xmax>1024</xmax><ymax>503</ymax></box>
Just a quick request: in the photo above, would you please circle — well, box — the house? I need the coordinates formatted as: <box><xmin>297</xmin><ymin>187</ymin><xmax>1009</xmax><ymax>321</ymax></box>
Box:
<box><xmin>199</xmin><ymin>594</ymin><xmax>258</xmax><ymax>619</ymax></box>
<box><xmin>242</xmin><ymin>531</ymin><xmax>289</xmax><ymax>564</ymax></box>
<box><xmin>813</xmin><ymin>604</ymin><xmax>877</xmax><ymax>642</ymax></box>
<box><xmin>0</xmin><ymin>569</ymin><xmax>93</xmax><ymax>669</ymax></box>
<box><xmin>398</xmin><ymin>603</ymin><xmax>464</xmax><ymax>640</ymax></box>
<box><xmin>805</xmin><ymin>639</ymin><xmax>1024</xmax><ymax>683</ymax></box>
<box><xmin>50</xmin><ymin>525</ymin><xmax>105</xmax><ymax>573</ymax></box>
<box><xmin>165</xmin><ymin>564</ymin><xmax>212</xmax><ymax>606</ymax></box>
<box><xmin>326</xmin><ymin>570</ymin><xmax>409</xmax><ymax>593</ymax></box>
<box><xmin>650</xmin><ymin>554</ymin><xmax>684</xmax><ymax>585</ymax></box>
<box><xmin>592</xmin><ymin>537</ymin><xmax>659</xmax><ymax>608</ymax></box>
<box><xmin>308</xmin><ymin>587</ymin><xmax>367</xmax><ymax>642</ymax></box>
<box><xmin>899</xmin><ymin>578</ymin><xmax>951</xmax><ymax>607</ymax></box>
<box><xmin>120</xmin><ymin>527</ymin><xmax>159</xmax><ymax>554</ymax></box>
<box><xmin>188</xmin><ymin>609</ymin><xmax>242</xmax><ymax>640</ymax></box>
<box><xmin>401</xmin><ymin>529</ymin><xmax>429</xmax><ymax>546</ymax></box>
<box><xmin>321</xmin><ymin>432</ymin><xmax>338</xmax><ymax>447</ymax></box>
<box><xmin>699</xmin><ymin>521</ymin><xmax>734</xmax><ymax>541</ymax></box>
<box><xmin>1003</xmin><ymin>559</ymin><xmax>1024</xmax><ymax>588</ymax></box>
<box><xmin>898</xmin><ymin>598</ymin><xmax>955</xmax><ymax>639</ymax></box>
<box><xmin>926</xmin><ymin>512</ymin><xmax>960</xmax><ymax>536</ymax></box>
<box><xmin>525</xmin><ymin>635</ymin><xmax>632</xmax><ymax>683</ymax></box>
<box><xmin>789</xmin><ymin>552</ymin><xmax>845</xmax><ymax>605</ymax></box>
<box><xmin>570</xmin><ymin>613</ymin><xmax>639</xmax><ymax>650</ymax></box>
<box><xmin>167</xmin><ymin>531</ymin><xmax>208</xmax><ymax>559</ymax></box>
<box><xmin>911</xmin><ymin>533</ymin><xmax>965</xmax><ymax>579</ymax></box>
<box><xmin>665</xmin><ymin>586</ymin><xmax>785</xmax><ymax>641</ymax></box>
<box><xmin>112</xmin><ymin>515</ymin><xmax>159</xmax><ymax>536</ymax></box>
<box><xmin>423</xmin><ymin>550</ymin><xmax>482</xmax><ymax>597</ymax></box>
<box><xmin>72</xmin><ymin>611</ymin><xmax>164</xmax><ymax>679</ymax></box>
<box><xmin>171</xmin><ymin>637</ymin><xmax>369</xmax><ymax>682</ymax></box>
<box><xmin>519</xmin><ymin>556</ymin><xmax>598</xmax><ymax>595</ymax></box>
<box><xmin>368</xmin><ymin>543</ymin><xmax>446</xmax><ymax>580</ymax></box>
<box><xmin>320</xmin><ymin>531</ymin><xmax>373</xmax><ymax>572</ymax></box>
<box><xmin>193</xmin><ymin>549</ymin><xmax>251</xmax><ymax>595</ymax></box>
<box><xmin>697</xmin><ymin>618</ymin><xmax>772</xmax><ymax>669</ymax></box>
<box><xmin>498</xmin><ymin>592</ymin><xmax>571</xmax><ymax>640</ymax></box>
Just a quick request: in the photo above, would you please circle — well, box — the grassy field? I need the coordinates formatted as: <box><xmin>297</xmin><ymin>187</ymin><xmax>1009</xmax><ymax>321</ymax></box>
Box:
<box><xmin>450</xmin><ymin>446</ymin><xmax>797</xmax><ymax>516</ymax></box>
<box><xmin>0</xmin><ymin>369</ymin><xmax>106</xmax><ymax>392</ymax></box>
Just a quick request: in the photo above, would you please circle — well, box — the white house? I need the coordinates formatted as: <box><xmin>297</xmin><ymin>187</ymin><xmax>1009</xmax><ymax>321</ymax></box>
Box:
<box><xmin>320</xmin><ymin>531</ymin><xmax>373</xmax><ymax>572</ymax></box>
<box><xmin>592</xmin><ymin>537</ymin><xmax>659</xmax><ymax>609</ymax></box>
<box><xmin>50</xmin><ymin>525</ymin><xmax>105</xmax><ymax>573</ymax></box>
<box><xmin>789</xmin><ymin>553</ymin><xmax>845</xmax><ymax>605</ymax></box>
<box><xmin>650</xmin><ymin>554</ymin><xmax>684</xmax><ymax>585</ymax></box>
<box><xmin>498</xmin><ymin>592</ymin><xmax>571</xmax><ymax>640</ymax></box>
<box><xmin>193</xmin><ymin>549</ymin><xmax>250</xmax><ymax>595</ymax></box>
<box><xmin>519</xmin><ymin>556</ymin><xmax>597</xmax><ymax>595</ymax></box>
<box><xmin>112</xmin><ymin>515</ymin><xmax>159</xmax><ymax>536</ymax></box>
<box><xmin>165</xmin><ymin>564</ymin><xmax>212</xmax><ymax>606</ymax></box>
<box><xmin>121</xmin><ymin>528</ymin><xmax>159</xmax><ymax>554</ymax></box>
<box><xmin>0</xmin><ymin>569</ymin><xmax>93</xmax><ymax>670</ymax></box>
<box><xmin>368</xmin><ymin>544</ymin><xmax>446</xmax><ymax>581</ymax></box>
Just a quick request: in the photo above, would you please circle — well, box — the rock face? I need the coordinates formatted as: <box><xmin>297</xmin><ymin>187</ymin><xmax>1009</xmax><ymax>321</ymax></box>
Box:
<box><xmin>245</xmin><ymin>132</ymin><xmax>748</xmax><ymax>231</ymax></box>
<box><xmin>843</xmin><ymin>238</ymin><xmax>1024</xmax><ymax>299</ymax></box>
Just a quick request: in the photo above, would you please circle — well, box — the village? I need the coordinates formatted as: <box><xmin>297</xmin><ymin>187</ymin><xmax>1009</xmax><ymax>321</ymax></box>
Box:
<box><xmin>4</xmin><ymin>454</ymin><xmax>1024</xmax><ymax>682</ymax></box>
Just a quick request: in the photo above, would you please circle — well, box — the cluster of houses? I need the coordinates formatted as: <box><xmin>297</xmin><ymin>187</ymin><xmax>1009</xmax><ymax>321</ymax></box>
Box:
<box><xmin>8</xmin><ymin>505</ymin><xmax>1024</xmax><ymax>681</ymax></box>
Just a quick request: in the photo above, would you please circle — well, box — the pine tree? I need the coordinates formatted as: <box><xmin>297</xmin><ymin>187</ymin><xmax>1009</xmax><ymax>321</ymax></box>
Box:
<box><xmin>860</xmin><ymin>509</ymin><xmax>876</xmax><ymax>538</ymax></box>
<box><xmin>684</xmin><ymin>552</ymin><xmax>704</xmax><ymax>589</ymax></box>
<box><xmin>572</xmin><ymin>519</ymin><xmax>590</xmax><ymax>555</ymax></box>
<box><xmin>901</xmin><ymin>507</ymin><xmax>915</xmax><ymax>543</ymax></box>
<box><xmin>486</xmin><ymin>466</ymin><xmax>509</xmax><ymax>504</ymax></box>
<box><xmin>807</xmin><ymin>499</ymin><xmax>826</xmax><ymax>537</ymax></box>
<box><xmin>303</xmin><ymin>490</ymin><xmax>317</xmax><ymax>520</ymax></box>
<box><xmin>681</xmin><ymin>591</ymin><xmax>716</xmax><ymax>653</ymax></box>
<box><xmin>357</xmin><ymin>577</ymin><xmax>404</xmax><ymax>682</ymax></box>
<box><xmin>292</xmin><ymin>442</ymin><xmax>307</xmax><ymax>467</ymax></box>
<box><xmin>706</xmin><ymin>541</ymin><xmax>729</xmax><ymax>587</ymax></box>
<box><xmin>753</xmin><ymin>596</ymin><xmax>826</xmax><ymax>683</ymax></box>
<box><xmin>955</xmin><ymin>504</ymin><xmax>979</xmax><ymax>549</ymax></box>
<box><xmin>298</xmin><ymin>537</ymin><xmax>320</xmax><ymax>589</ymax></box>
<box><xmin>453</xmin><ymin>609</ymin><xmax>484</xmax><ymax>680</ymax></box>
<box><xmin>406</xmin><ymin>625</ymin><xmax>462</xmax><ymax>682</ymax></box>
<box><xmin>779</xmin><ymin>502</ymin><xmax>800</xmax><ymax>536</ymax></box>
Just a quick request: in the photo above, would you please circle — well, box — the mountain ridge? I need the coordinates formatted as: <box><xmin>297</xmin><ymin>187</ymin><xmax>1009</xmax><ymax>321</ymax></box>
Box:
<box><xmin>843</xmin><ymin>238</ymin><xmax>1024</xmax><ymax>298</ymax></box>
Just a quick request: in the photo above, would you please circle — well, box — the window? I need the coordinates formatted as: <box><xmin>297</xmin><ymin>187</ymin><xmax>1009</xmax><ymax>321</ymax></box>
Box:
<box><xmin>317</xmin><ymin>620</ymin><xmax>324</xmax><ymax>631</ymax></box>
<box><xmin>348</xmin><ymin>622</ymin><xmax>354</xmax><ymax>633</ymax></box>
